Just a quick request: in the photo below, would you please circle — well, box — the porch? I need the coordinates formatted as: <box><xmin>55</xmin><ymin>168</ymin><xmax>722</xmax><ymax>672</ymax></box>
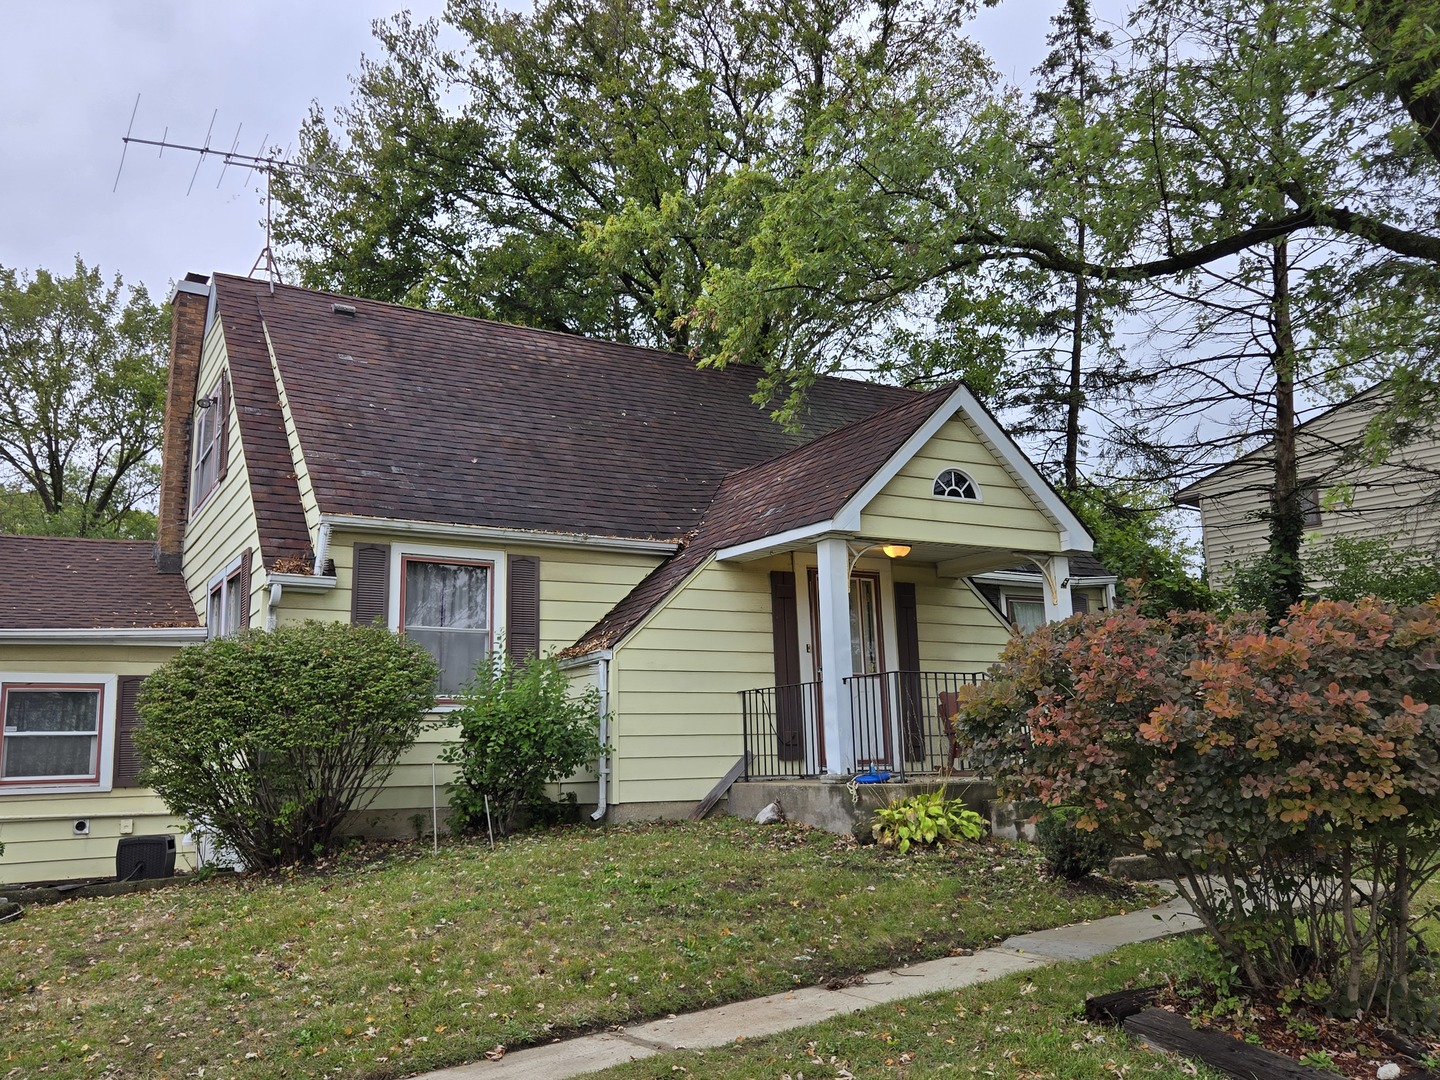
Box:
<box><xmin>738</xmin><ymin>670</ymin><xmax>988</xmax><ymax>780</ymax></box>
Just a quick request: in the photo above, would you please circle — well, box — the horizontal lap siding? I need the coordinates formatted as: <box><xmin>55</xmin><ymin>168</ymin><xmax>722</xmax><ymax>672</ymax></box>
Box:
<box><xmin>1191</xmin><ymin>398</ymin><xmax>1440</xmax><ymax>586</ymax></box>
<box><xmin>184</xmin><ymin>318</ymin><xmax>264</xmax><ymax>620</ymax></box>
<box><xmin>539</xmin><ymin>550</ymin><xmax>661</xmax><ymax>652</ymax></box>
<box><xmin>902</xmin><ymin>569</ymin><xmax>1012</xmax><ymax>670</ymax></box>
<box><xmin>610</xmin><ymin>558</ymin><xmax>772</xmax><ymax>806</ymax></box>
<box><xmin>0</xmin><ymin>645</ymin><xmax>190</xmax><ymax>885</ymax></box>
<box><xmin>860</xmin><ymin>419</ymin><xmax>1060</xmax><ymax>550</ymax></box>
<box><xmin>278</xmin><ymin>531</ymin><xmax>659</xmax><ymax>654</ymax></box>
<box><xmin>354</xmin><ymin>722</ymin><xmax>597</xmax><ymax>834</ymax></box>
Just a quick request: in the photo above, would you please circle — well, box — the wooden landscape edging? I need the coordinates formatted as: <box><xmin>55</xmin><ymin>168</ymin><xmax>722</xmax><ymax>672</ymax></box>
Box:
<box><xmin>1122</xmin><ymin>1007</ymin><xmax>1346</xmax><ymax>1080</ymax></box>
<box><xmin>1085</xmin><ymin>987</ymin><xmax>1345</xmax><ymax>1080</ymax></box>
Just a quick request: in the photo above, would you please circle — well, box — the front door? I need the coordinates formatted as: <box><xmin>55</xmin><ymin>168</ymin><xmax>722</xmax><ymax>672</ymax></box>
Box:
<box><xmin>807</xmin><ymin>570</ymin><xmax>890</xmax><ymax>765</ymax></box>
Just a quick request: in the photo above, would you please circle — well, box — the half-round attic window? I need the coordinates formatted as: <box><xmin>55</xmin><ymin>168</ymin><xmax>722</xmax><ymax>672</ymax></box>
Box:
<box><xmin>933</xmin><ymin>468</ymin><xmax>981</xmax><ymax>501</ymax></box>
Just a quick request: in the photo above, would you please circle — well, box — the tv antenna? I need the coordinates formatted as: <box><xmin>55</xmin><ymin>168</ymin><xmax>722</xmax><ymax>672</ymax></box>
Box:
<box><xmin>113</xmin><ymin>95</ymin><xmax>316</xmax><ymax>292</ymax></box>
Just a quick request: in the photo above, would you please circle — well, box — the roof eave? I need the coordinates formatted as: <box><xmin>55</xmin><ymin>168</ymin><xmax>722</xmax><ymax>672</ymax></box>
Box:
<box><xmin>0</xmin><ymin>627</ymin><xmax>206</xmax><ymax>646</ymax></box>
<box><xmin>319</xmin><ymin>513</ymin><xmax>680</xmax><ymax>556</ymax></box>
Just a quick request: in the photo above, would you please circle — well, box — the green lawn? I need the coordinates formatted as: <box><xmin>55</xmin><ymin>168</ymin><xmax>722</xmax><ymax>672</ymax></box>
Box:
<box><xmin>587</xmin><ymin>938</ymin><xmax>1227</xmax><ymax>1080</ymax></box>
<box><xmin>0</xmin><ymin>819</ymin><xmax>1157</xmax><ymax>1079</ymax></box>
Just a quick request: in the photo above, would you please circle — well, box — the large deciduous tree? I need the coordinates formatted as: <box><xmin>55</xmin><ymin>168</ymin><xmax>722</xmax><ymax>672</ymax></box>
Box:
<box><xmin>0</xmin><ymin>260</ymin><xmax>169</xmax><ymax>539</ymax></box>
<box><xmin>274</xmin><ymin>0</ymin><xmax>989</xmax><ymax>422</ymax></box>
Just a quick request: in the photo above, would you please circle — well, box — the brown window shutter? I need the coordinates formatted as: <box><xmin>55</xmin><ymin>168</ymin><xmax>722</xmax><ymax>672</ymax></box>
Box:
<box><xmin>114</xmin><ymin>675</ymin><xmax>146</xmax><ymax>787</ymax></box>
<box><xmin>769</xmin><ymin>571</ymin><xmax>804</xmax><ymax>762</ymax></box>
<box><xmin>351</xmin><ymin>543</ymin><xmax>391</xmax><ymax>625</ymax></box>
<box><xmin>216</xmin><ymin>374</ymin><xmax>230</xmax><ymax>482</ymax></box>
<box><xmin>238</xmin><ymin>546</ymin><xmax>253</xmax><ymax>629</ymax></box>
<box><xmin>506</xmin><ymin>554</ymin><xmax>541</xmax><ymax>661</ymax></box>
<box><xmin>893</xmin><ymin>582</ymin><xmax>924</xmax><ymax>762</ymax></box>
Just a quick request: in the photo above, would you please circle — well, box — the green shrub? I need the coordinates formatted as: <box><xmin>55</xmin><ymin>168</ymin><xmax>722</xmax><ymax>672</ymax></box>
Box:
<box><xmin>1034</xmin><ymin>806</ymin><xmax>1113</xmax><ymax>880</ymax></box>
<box><xmin>871</xmin><ymin>790</ymin><xmax>986</xmax><ymax>853</ymax></box>
<box><xmin>136</xmin><ymin>621</ymin><xmax>438</xmax><ymax>869</ymax></box>
<box><xmin>442</xmin><ymin>650</ymin><xmax>604</xmax><ymax>837</ymax></box>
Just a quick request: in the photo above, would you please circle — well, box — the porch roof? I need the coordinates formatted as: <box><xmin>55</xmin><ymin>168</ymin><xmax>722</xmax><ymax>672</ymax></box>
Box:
<box><xmin>567</xmin><ymin>386</ymin><xmax>974</xmax><ymax>655</ymax></box>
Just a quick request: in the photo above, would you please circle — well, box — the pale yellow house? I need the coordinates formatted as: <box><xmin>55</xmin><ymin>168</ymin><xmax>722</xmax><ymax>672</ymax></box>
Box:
<box><xmin>0</xmin><ymin>273</ymin><xmax>1100</xmax><ymax>885</ymax></box>
<box><xmin>1173</xmin><ymin>386</ymin><xmax>1440</xmax><ymax>589</ymax></box>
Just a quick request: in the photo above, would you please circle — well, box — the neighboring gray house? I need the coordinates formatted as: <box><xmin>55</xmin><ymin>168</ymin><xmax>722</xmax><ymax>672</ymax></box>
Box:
<box><xmin>1173</xmin><ymin>386</ymin><xmax>1440</xmax><ymax>587</ymax></box>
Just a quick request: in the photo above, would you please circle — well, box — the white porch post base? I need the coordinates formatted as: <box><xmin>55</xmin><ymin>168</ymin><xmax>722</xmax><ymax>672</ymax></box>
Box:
<box><xmin>1043</xmin><ymin>554</ymin><xmax>1073</xmax><ymax>624</ymax></box>
<box><xmin>815</xmin><ymin>537</ymin><xmax>855</xmax><ymax>774</ymax></box>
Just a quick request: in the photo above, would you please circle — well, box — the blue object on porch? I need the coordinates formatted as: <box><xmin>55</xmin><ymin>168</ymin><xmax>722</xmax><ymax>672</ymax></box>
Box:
<box><xmin>853</xmin><ymin>767</ymin><xmax>891</xmax><ymax>784</ymax></box>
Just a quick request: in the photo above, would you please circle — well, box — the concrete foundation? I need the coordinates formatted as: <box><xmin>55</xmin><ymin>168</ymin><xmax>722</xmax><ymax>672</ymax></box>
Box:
<box><xmin>726</xmin><ymin>776</ymin><xmax>1032</xmax><ymax>841</ymax></box>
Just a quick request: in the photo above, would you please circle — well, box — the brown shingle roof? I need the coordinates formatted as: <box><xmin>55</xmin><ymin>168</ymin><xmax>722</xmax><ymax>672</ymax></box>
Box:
<box><xmin>0</xmin><ymin>536</ymin><xmax>198</xmax><ymax>630</ymax></box>
<box><xmin>567</xmin><ymin>387</ymin><xmax>959</xmax><ymax>654</ymax></box>
<box><xmin>210</xmin><ymin>275</ymin><xmax>915</xmax><ymax>542</ymax></box>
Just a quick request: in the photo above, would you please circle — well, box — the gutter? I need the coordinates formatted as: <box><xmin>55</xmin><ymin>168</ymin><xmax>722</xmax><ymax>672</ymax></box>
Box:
<box><xmin>319</xmin><ymin>513</ymin><xmax>678</xmax><ymax>556</ymax></box>
<box><xmin>263</xmin><ymin>571</ymin><xmax>337</xmax><ymax>633</ymax></box>
<box><xmin>0</xmin><ymin>627</ymin><xmax>207</xmax><ymax>647</ymax></box>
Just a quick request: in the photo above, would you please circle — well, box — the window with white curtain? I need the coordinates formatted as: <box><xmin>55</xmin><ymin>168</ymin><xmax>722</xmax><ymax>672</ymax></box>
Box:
<box><xmin>401</xmin><ymin>557</ymin><xmax>493</xmax><ymax>697</ymax></box>
<box><xmin>1</xmin><ymin>684</ymin><xmax>103</xmax><ymax>784</ymax></box>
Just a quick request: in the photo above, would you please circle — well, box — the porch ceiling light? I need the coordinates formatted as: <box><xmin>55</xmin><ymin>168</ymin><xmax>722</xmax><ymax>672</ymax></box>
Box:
<box><xmin>881</xmin><ymin>543</ymin><xmax>911</xmax><ymax>559</ymax></box>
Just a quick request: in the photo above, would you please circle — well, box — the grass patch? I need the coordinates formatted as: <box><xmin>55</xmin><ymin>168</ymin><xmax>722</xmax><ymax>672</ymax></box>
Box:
<box><xmin>587</xmin><ymin>937</ymin><xmax>1226</xmax><ymax>1079</ymax></box>
<box><xmin>0</xmin><ymin>819</ymin><xmax>1156</xmax><ymax>1079</ymax></box>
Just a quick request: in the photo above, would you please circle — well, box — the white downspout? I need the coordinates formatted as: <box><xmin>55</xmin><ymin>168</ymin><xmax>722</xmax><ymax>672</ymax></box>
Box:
<box><xmin>313</xmin><ymin>522</ymin><xmax>332</xmax><ymax>576</ymax></box>
<box><xmin>590</xmin><ymin>656</ymin><xmax>610</xmax><ymax>822</ymax></box>
<box><xmin>265</xmin><ymin>582</ymin><xmax>282</xmax><ymax>632</ymax></box>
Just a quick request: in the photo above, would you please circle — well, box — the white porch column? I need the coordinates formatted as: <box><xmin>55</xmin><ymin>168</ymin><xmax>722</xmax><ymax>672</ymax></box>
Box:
<box><xmin>1042</xmin><ymin>554</ymin><xmax>1073</xmax><ymax>624</ymax></box>
<box><xmin>815</xmin><ymin>537</ymin><xmax>855</xmax><ymax>774</ymax></box>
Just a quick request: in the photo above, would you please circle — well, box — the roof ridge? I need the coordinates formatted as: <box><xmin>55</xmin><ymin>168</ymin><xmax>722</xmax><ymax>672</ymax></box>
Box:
<box><xmin>211</xmin><ymin>272</ymin><xmax>923</xmax><ymax>402</ymax></box>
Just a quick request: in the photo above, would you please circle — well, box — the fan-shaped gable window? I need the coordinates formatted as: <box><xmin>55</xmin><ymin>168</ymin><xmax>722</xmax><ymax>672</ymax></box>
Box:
<box><xmin>933</xmin><ymin>468</ymin><xmax>981</xmax><ymax>501</ymax></box>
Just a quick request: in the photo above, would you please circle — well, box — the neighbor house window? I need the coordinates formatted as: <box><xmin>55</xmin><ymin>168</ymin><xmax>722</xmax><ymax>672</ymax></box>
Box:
<box><xmin>1300</xmin><ymin>478</ymin><xmax>1322</xmax><ymax>527</ymax></box>
<box><xmin>191</xmin><ymin>377</ymin><xmax>225</xmax><ymax>510</ymax></box>
<box><xmin>0</xmin><ymin>683</ymin><xmax>103</xmax><ymax>785</ymax></box>
<box><xmin>933</xmin><ymin>468</ymin><xmax>981</xmax><ymax>501</ymax></box>
<box><xmin>401</xmin><ymin>557</ymin><xmax>493</xmax><ymax>698</ymax></box>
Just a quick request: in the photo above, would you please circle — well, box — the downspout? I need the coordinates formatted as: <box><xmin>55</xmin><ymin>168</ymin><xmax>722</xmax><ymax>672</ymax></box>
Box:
<box><xmin>266</xmin><ymin>582</ymin><xmax>282</xmax><ymax>632</ymax></box>
<box><xmin>590</xmin><ymin>655</ymin><xmax>611</xmax><ymax>822</ymax></box>
<box><xmin>313</xmin><ymin>522</ymin><xmax>332</xmax><ymax>576</ymax></box>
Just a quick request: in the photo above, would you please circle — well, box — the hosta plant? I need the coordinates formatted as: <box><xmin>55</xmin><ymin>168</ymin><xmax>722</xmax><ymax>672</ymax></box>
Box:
<box><xmin>872</xmin><ymin>790</ymin><xmax>986</xmax><ymax>853</ymax></box>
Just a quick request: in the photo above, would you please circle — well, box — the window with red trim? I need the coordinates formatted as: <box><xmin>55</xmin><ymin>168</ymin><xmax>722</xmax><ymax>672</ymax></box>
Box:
<box><xmin>207</xmin><ymin>562</ymin><xmax>245</xmax><ymax>638</ymax></box>
<box><xmin>400</xmin><ymin>557</ymin><xmax>493</xmax><ymax>698</ymax></box>
<box><xmin>0</xmin><ymin>683</ymin><xmax>103</xmax><ymax>785</ymax></box>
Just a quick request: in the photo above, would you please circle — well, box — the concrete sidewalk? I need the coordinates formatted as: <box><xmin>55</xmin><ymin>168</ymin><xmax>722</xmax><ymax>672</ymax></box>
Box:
<box><xmin>415</xmin><ymin>895</ymin><xmax>1201</xmax><ymax>1080</ymax></box>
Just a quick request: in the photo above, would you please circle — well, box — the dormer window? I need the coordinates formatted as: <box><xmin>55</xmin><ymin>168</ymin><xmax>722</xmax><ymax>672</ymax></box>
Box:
<box><xmin>933</xmin><ymin>468</ymin><xmax>980</xmax><ymax>501</ymax></box>
<box><xmin>191</xmin><ymin>376</ymin><xmax>227</xmax><ymax>511</ymax></box>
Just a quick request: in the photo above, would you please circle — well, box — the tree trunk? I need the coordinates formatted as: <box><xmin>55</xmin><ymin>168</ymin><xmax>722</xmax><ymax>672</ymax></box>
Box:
<box><xmin>1065</xmin><ymin>224</ymin><xmax>1087</xmax><ymax>491</ymax></box>
<box><xmin>1265</xmin><ymin>236</ymin><xmax>1305</xmax><ymax>625</ymax></box>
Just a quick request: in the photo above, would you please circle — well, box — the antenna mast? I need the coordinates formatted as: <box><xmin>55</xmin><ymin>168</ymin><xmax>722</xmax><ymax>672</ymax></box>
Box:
<box><xmin>114</xmin><ymin>96</ymin><xmax>305</xmax><ymax>293</ymax></box>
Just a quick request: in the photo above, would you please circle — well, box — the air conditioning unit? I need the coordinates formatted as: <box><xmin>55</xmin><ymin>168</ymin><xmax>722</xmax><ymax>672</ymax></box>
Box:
<box><xmin>116</xmin><ymin>835</ymin><xmax>176</xmax><ymax>881</ymax></box>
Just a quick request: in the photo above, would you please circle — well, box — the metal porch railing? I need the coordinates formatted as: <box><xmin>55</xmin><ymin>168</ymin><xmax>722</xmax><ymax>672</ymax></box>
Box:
<box><xmin>739</xmin><ymin>671</ymin><xmax>988</xmax><ymax>780</ymax></box>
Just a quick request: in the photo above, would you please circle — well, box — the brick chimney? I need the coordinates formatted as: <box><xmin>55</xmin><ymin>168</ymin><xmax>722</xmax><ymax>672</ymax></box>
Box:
<box><xmin>154</xmin><ymin>274</ymin><xmax>211</xmax><ymax>573</ymax></box>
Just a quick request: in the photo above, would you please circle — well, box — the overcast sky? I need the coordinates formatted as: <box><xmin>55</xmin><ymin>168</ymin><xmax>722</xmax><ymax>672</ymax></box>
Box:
<box><xmin>1</xmin><ymin>0</ymin><xmax>1067</xmax><ymax>303</ymax></box>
